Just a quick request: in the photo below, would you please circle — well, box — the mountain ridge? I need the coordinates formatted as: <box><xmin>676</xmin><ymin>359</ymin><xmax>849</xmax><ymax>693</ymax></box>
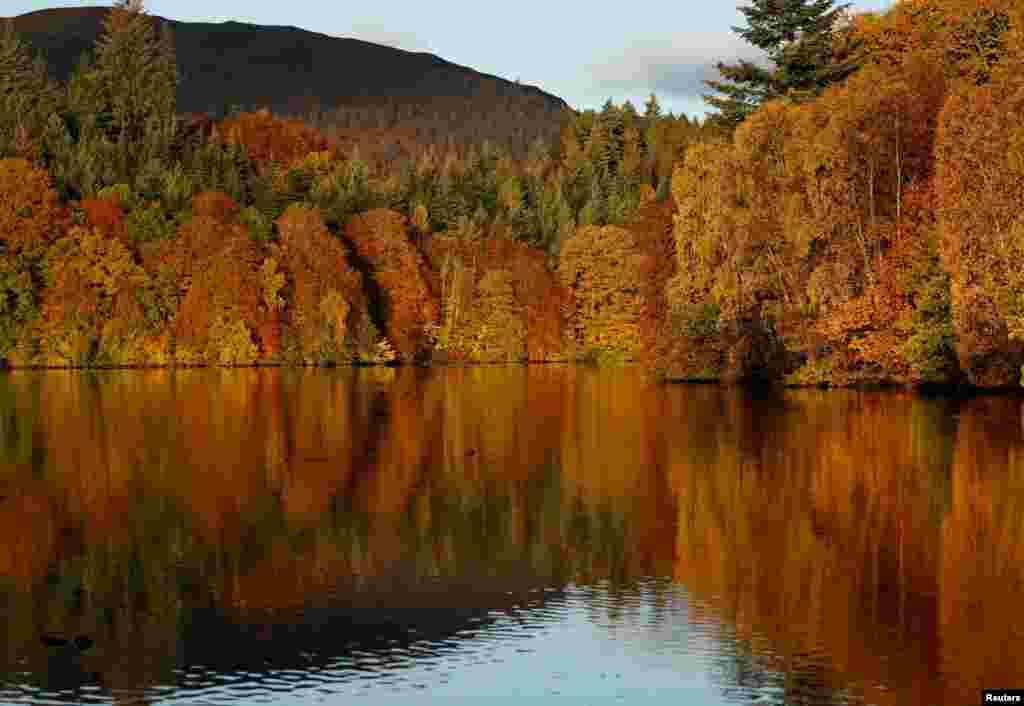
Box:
<box><xmin>4</xmin><ymin>7</ymin><xmax>570</xmax><ymax>119</ymax></box>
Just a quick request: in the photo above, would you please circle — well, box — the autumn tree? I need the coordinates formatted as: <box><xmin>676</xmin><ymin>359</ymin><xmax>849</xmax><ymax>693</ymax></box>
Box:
<box><xmin>559</xmin><ymin>223</ymin><xmax>649</xmax><ymax>363</ymax></box>
<box><xmin>663</xmin><ymin>140</ymin><xmax>768</xmax><ymax>381</ymax></box>
<box><xmin>168</xmin><ymin>192</ymin><xmax>273</xmax><ymax>365</ymax></box>
<box><xmin>344</xmin><ymin>209</ymin><xmax>439</xmax><ymax>361</ymax></box>
<box><xmin>0</xmin><ymin>159</ymin><xmax>63</xmax><ymax>361</ymax></box>
<box><xmin>37</xmin><ymin>225</ymin><xmax>156</xmax><ymax>366</ymax></box>
<box><xmin>217</xmin><ymin>109</ymin><xmax>338</xmax><ymax>168</ymax></box>
<box><xmin>936</xmin><ymin>25</ymin><xmax>1024</xmax><ymax>386</ymax></box>
<box><xmin>275</xmin><ymin>204</ymin><xmax>367</xmax><ymax>363</ymax></box>
<box><xmin>850</xmin><ymin>0</ymin><xmax>1016</xmax><ymax>85</ymax></box>
<box><xmin>423</xmin><ymin>234</ymin><xmax>566</xmax><ymax>362</ymax></box>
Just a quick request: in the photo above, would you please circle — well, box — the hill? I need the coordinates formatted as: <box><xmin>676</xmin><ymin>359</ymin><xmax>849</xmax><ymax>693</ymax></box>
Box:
<box><xmin>4</xmin><ymin>6</ymin><xmax>571</xmax><ymax>155</ymax></box>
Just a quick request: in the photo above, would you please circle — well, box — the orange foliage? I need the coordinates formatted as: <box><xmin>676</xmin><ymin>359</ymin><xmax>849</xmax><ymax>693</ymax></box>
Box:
<box><xmin>629</xmin><ymin>200</ymin><xmax>677</xmax><ymax>369</ymax></box>
<box><xmin>422</xmin><ymin>235</ymin><xmax>567</xmax><ymax>362</ymax></box>
<box><xmin>36</xmin><ymin>225</ymin><xmax>154</xmax><ymax>366</ymax></box>
<box><xmin>936</xmin><ymin>39</ymin><xmax>1024</xmax><ymax>385</ymax></box>
<box><xmin>216</xmin><ymin>109</ymin><xmax>340</xmax><ymax>168</ymax></box>
<box><xmin>661</xmin><ymin>24</ymin><xmax>963</xmax><ymax>384</ymax></box>
<box><xmin>78</xmin><ymin>197</ymin><xmax>128</xmax><ymax>243</ymax></box>
<box><xmin>0</xmin><ymin>158</ymin><xmax>62</xmax><ymax>256</ymax></box>
<box><xmin>344</xmin><ymin>209</ymin><xmax>439</xmax><ymax>360</ymax></box>
<box><xmin>851</xmin><ymin>0</ymin><xmax>1019</xmax><ymax>84</ymax></box>
<box><xmin>191</xmin><ymin>190</ymin><xmax>240</xmax><ymax>221</ymax></box>
<box><xmin>170</xmin><ymin>192</ymin><xmax>275</xmax><ymax>364</ymax></box>
<box><xmin>274</xmin><ymin>204</ymin><xmax>366</xmax><ymax>362</ymax></box>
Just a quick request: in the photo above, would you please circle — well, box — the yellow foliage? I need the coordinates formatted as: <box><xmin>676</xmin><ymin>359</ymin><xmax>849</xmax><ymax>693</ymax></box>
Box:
<box><xmin>559</xmin><ymin>224</ymin><xmax>646</xmax><ymax>360</ymax></box>
<box><xmin>209</xmin><ymin>316</ymin><xmax>259</xmax><ymax>366</ymax></box>
<box><xmin>36</xmin><ymin>226</ymin><xmax>149</xmax><ymax>366</ymax></box>
<box><xmin>259</xmin><ymin>257</ymin><xmax>286</xmax><ymax>312</ymax></box>
<box><xmin>318</xmin><ymin>289</ymin><xmax>350</xmax><ymax>350</ymax></box>
<box><xmin>293</xmin><ymin>150</ymin><xmax>335</xmax><ymax>176</ymax></box>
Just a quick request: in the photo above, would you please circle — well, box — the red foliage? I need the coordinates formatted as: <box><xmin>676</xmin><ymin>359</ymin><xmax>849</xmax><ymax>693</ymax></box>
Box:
<box><xmin>344</xmin><ymin>209</ymin><xmax>439</xmax><ymax>360</ymax></box>
<box><xmin>79</xmin><ymin>197</ymin><xmax>127</xmax><ymax>242</ymax></box>
<box><xmin>191</xmin><ymin>191</ymin><xmax>240</xmax><ymax>222</ymax></box>
<box><xmin>176</xmin><ymin>192</ymin><xmax>244</xmax><ymax>262</ymax></box>
<box><xmin>168</xmin><ymin>192</ymin><xmax>279</xmax><ymax>360</ymax></box>
<box><xmin>275</xmin><ymin>204</ymin><xmax>366</xmax><ymax>360</ymax></box>
<box><xmin>216</xmin><ymin>109</ymin><xmax>340</xmax><ymax>168</ymax></box>
<box><xmin>490</xmin><ymin>239</ymin><xmax>567</xmax><ymax>361</ymax></box>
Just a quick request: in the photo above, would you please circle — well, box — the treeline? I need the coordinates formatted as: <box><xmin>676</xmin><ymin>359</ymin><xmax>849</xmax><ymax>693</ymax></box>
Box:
<box><xmin>293</xmin><ymin>92</ymin><xmax>567</xmax><ymax>163</ymax></box>
<box><xmin>3</xmin><ymin>0</ymin><xmax>1024</xmax><ymax>386</ymax></box>
<box><xmin>659</xmin><ymin>0</ymin><xmax>1024</xmax><ymax>387</ymax></box>
<box><xmin>0</xmin><ymin>0</ymin><xmax>712</xmax><ymax>368</ymax></box>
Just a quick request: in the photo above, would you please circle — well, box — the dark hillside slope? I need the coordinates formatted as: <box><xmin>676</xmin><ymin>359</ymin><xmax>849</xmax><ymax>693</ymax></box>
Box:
<box><xmin>5</xmin><ymin>7</ymin><xmax>571</xmax><ymax>154</ymax></box>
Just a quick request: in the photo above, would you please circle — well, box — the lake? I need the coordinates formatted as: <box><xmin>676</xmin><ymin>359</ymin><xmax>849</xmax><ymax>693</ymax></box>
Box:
<box><xmin>0</xmin><ymin>366</ymin><xmax>1021</xmax><ymax>705</ymax></box>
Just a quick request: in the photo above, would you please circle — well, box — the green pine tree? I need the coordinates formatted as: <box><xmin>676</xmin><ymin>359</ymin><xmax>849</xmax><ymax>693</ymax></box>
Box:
<box><xmin>87</xmin><ymin>0</ymin><xmax>178</xmax><ymax>185</ymax></box>
<box><xmin>0</xmin><ymin>20</ymin><xmax>60</xmax><ymax>160</ymax></box>
<box><xmin>704</xmin><ymin>0</ymin><xmax>858</xmax><ymax>130</ymax></box>
<box><xmin>643</xmin><ymin>94</ymin><xmax>662</xmax><ymax>120</ymax></box>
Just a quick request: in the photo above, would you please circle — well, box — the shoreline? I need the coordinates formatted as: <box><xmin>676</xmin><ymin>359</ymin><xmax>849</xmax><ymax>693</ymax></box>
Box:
<box><xmin>3</xmin><ymin>360</ymin><xmax>1022</xmax><ymax>394</ymax></box>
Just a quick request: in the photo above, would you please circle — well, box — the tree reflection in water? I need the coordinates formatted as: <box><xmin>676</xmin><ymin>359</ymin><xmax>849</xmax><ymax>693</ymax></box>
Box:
<box><xmin>0</xmin><ymin>368</ymin><xmax>1021</xmax><ymax>705</ymax></box>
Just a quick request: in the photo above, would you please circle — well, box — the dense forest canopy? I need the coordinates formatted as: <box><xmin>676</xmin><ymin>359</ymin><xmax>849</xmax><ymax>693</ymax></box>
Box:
<box><xmin>2</xmin><ymin>0</ymin><xmax>1024</xmax><ymax>388</ymax></box>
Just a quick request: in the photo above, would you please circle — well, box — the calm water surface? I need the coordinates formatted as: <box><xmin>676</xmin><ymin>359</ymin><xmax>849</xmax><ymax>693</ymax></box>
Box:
<box><xmin>0</xmin><ymin>366</ymin><xmax>1022</xmax><ymax>705</ymax></box>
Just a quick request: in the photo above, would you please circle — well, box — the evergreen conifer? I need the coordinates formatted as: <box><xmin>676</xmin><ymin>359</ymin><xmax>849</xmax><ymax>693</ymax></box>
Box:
<box><xmin>705</xmin><ymin>0</ymin><xmax>857</xmax><ymax>129</ymax></box>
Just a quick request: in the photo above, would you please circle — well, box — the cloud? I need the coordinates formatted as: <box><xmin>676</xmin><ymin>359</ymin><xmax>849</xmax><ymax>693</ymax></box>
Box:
<box><xmin>348</xmin><ymin>21</ymin><xmax>433</xmax><ymax>53</ymax></box>
<box><xmin>586</xmin><ymin>32</ymin><xmax>765</xmax><ymax>103</ymax></box>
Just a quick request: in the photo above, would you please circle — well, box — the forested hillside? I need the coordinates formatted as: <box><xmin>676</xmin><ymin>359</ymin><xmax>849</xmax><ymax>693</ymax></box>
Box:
<box><xmin>3</xmin><ymin>6</ymin><xmax>570</xmax><ymax>159</ymax></box>
<box><xmin>2</xmin><ymin>0</ymin><xmax>1023</xmax><ymax>387</ymax></box>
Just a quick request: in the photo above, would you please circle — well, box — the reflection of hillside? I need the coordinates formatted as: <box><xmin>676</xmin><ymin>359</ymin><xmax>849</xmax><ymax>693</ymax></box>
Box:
<box><xmin>166</xmin><ymin>588</ymin><xmax>568</xmax><ymax>705</ymax></box>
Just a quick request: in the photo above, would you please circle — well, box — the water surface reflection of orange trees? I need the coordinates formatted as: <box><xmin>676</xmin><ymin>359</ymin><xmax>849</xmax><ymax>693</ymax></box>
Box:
<box><xmin>940</xmin><ymin>397</ymin><xmax>1024</xmax><ymax>705</ymax></box>
<box><xmin>2</xmin><ymin>372</ymin><xmax>1024</xmax><ymax>704</ymax></box>
<box><xmin>665</xmin><ymin>388</ymin><xmax>1024</xmax><ymax>706</ymax></box>
<box><xmin>0</xmin><ymin>368</ymin><xmax>673</xmax><ymax>689</ymax></box>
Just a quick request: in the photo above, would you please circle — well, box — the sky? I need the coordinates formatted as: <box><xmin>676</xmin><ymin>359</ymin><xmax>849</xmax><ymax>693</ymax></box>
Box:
<box><xmin>8</xmin><ymin>0</ymin><xmax>893</xmax><ymax>118</ymax></box>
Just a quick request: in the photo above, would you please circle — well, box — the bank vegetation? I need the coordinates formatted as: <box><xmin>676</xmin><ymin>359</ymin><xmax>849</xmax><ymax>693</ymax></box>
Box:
<box><xmin>2</xmin><ymin>0</ymin><xmax>1023</xmax><ymax>387</ymax></box>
